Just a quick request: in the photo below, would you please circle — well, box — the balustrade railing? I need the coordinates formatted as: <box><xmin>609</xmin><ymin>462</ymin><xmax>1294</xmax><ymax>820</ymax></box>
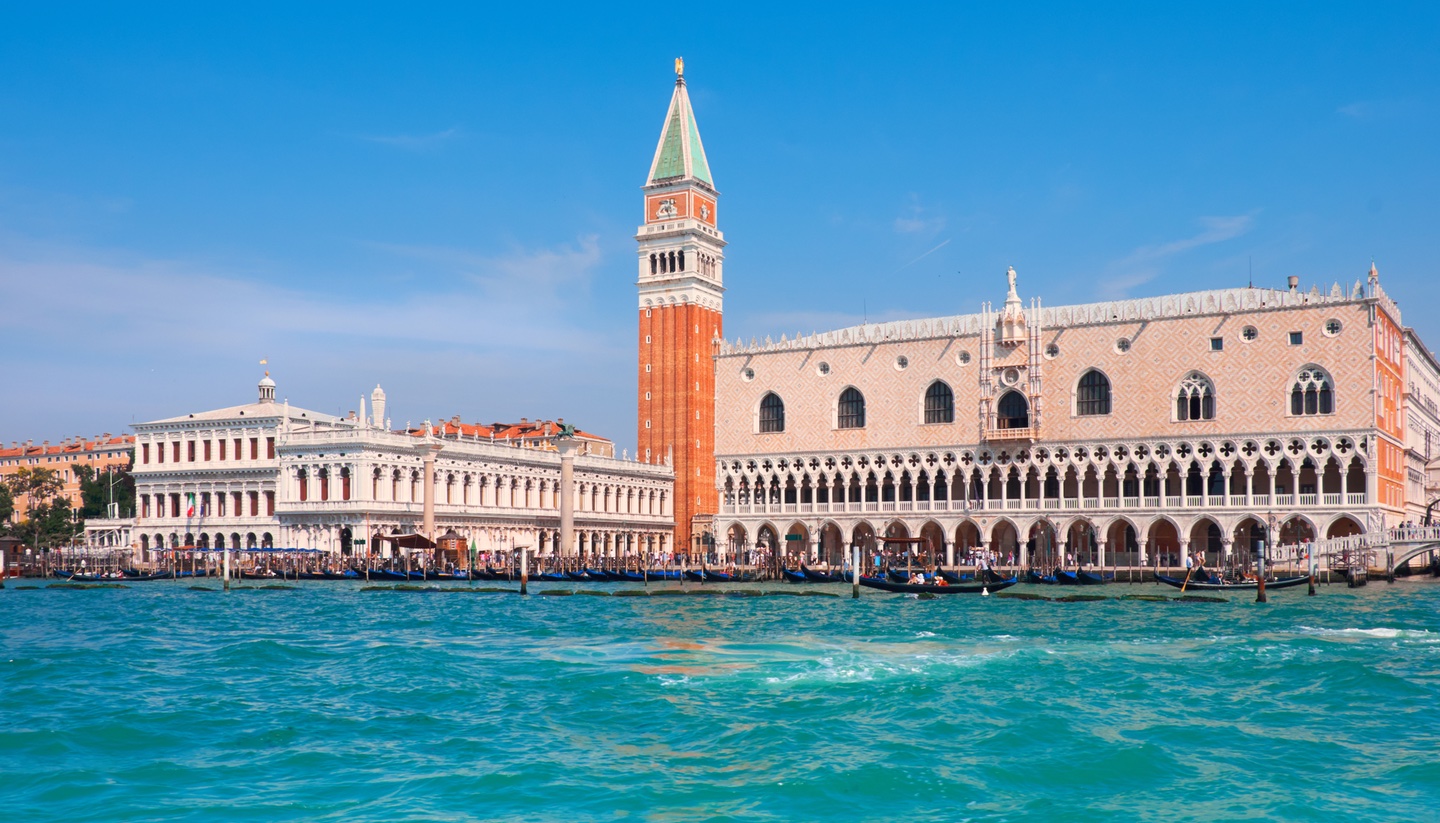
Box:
<box><xmin>715</xmin><ymin>489</ymin><xmax>1371</xmax><ymax>516</ymax></box>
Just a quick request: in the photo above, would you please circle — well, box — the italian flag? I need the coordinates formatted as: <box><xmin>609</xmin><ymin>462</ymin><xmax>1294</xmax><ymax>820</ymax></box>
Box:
<box><xmin>186</xmin><ymin>493</ymin><xmax>196</xmax><ymax>518</ymax></box>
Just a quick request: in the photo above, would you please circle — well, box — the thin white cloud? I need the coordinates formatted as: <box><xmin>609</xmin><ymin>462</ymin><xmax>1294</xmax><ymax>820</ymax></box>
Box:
<box><xmin>367</xmin><ymin>235</ymin><xmax>602</xmax><ymax>303</ymax></box>
<box><xmin>0</xmin><ymin>233</ymin><xmax>633</xmax><ymax>443</ymax></box>
<box><xmin>0</xmin><ymin>235</ymin><xmax>611</xmax><ymax>355</ymax></box>
<box><xmin>1101</xmin><ymin>214</ymin><xmax>1256</xmax><ymax>298</ymax></box>
<box><xmin>894</xmin><ymin>196</ymin><xmax>946</xmax><ymax>235</ymax></box>
<box><xmin>357</xmin><ymin>127</ymin><xmax>462</xmax><ymax>150</ymax></box>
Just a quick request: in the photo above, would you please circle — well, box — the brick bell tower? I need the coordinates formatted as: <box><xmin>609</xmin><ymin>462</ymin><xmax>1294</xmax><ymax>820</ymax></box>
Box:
<box><xmin>637</xmin><ymin>58</ymin><xmax>724</xmax><ymax>554</ymax></box>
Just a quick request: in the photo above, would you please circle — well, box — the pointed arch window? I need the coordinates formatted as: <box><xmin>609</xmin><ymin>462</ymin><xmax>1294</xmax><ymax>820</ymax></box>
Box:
<box><xmin>1291</xmin><ymin>366</ymin><xmax>1334</xmax><ymax>415</ymax></box>
<box><xmin>1176</xmin><ymin>372</ymin><xmax>1216</xmax><ymax>421</ymax></box>
<box><xmin>997</xmin><ymin>390</ymin><xmax>1030</xmax><ymax>429</ymax></box>
<box><xmin>838</xmin><ymin>387</ymin><xmax>866</xmax><ymax>429</ymax></box>
<box><xmin>759</xmin><ymin>392</ymin><xmax>785</xmax><ymax>433</ymax></box>
<box><xmin>924</xmin><ymin>381</ymin><xmax>954</xmax><ymax>424</ymax></box>
<box><xmin>1076</xmin><ymin>370</ymin><xmax>1111</xmax><ymax>416</ymax></box>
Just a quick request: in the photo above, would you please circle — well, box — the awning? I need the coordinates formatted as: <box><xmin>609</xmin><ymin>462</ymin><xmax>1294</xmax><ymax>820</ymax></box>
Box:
<box><xmin>377</xmin><ymin>533</ymin><xmax>437</xmax><ymax>550</ymax></box>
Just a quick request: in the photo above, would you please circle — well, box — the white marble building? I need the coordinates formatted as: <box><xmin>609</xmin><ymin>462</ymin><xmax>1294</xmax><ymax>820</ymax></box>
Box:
<box><xmin>128</xmin><ymin>375</ymin><xmax>675</xmax><ymax>562</ymax></box>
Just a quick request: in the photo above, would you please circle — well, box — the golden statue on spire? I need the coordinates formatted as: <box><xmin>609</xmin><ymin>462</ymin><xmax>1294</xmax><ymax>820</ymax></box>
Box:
<box><xmin>675</xmin><ymin>57</ymin><xmax>684</xmax><ymax>77</ymax></box>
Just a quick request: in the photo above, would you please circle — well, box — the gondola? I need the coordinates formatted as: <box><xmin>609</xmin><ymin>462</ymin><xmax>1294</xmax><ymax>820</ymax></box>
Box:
<box><xmin>645</xmin><ymin>570</ymin><xmax>685</xmax><ymax>581</ymax></box>
<box><xmin>53</xmin><ymin>570</ymin><xmax>136</xmax><ymax>582</ymax></box>
<box><xmin>781</xmin><ymin>568</ymin><xmax>808</xmax><ymax>584</ymax></box>
<box><xmin>859</xmin><ymin>575</ymin><xmax>1019</xmax><ymax>594</ymax></box>
<box><xmin>534</xmin><ymin>572</ymin><xmax>570</xmax><ymax>582</ymax></box>
<box><xmin>702</xmin><ymin>570</ymin><xmax>739</xmax><ymax>582</ymax></box>
<box><xmin>1155</xmin><ymin>573</ymin><xmax>1311</xmax><ymax>592</ymax></box>
<box><xmin>938</xmin><ymin>570</ymin><xmax>978</xmax><ymax>584</ymax></box>
<box><xmin>1026</xmin><ymin>569</ymin><xmax>1056</xmax><ymax>585</ymax></box>
<box><xmin>617</xmin><ymin>571</ymin><xmax>649</xmax><ymax>582</ymax></box>
<box><xmin>683</xmin><ymin>570</ymin><xmax>707</xmax><ymax>582</ymax></box>
<box><xmin>583</xmin><ymin>568</ymin><xmax>616</xmax><ymax>581</ymax></box>
<box><xmin>369</xmin><ymin>569</ymin><xmax>410</xmax><ymax>581</ymax></box>
<box><xmin>801</xmin><ymin>565</ymin><xmax>846</xmax><ymax>583</ymax></box>
<box><xmin>1054</xmin><ymin>569</ymin><xmax>1081</xmax><ymax>585</ymax></box>
<box><xmin>886</xmin><ymin>569</ymin><xmax>916</xmax><ymax>584</ymax></box>
<box><xmin>1076</xmin><ymin>569</ymin><xmax>1111</xmax><ymax>585</ymax></box>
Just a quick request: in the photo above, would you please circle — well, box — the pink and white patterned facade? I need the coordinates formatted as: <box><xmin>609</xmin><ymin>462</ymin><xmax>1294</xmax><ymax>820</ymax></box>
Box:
<box><xmin>712</xmin><ymin>267</ymin><xmax>1437</xmax><ymax>567</ymax></box>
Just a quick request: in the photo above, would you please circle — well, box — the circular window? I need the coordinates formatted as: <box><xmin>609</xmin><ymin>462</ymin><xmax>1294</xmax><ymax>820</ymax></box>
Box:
<box><xmin>895</xmin><ymin>355</ymin><xmax>909</xmax><ymax>371</ymax></box>
<box><xmin>1324</xmin><ymin>319</ymin><xmax>1343</xmax><ymax>337</ymax></box>
<box><xmin>816</xmin><ymin>362</ymin><xmax>831</xmax><ymax>376</ymax></box>
<box><xmin>1242</xmin><ymin>326</ymin><xmax>1258</xmax><ymax>342</ymax></box>
<box><xmin>1001</xmin><ymin>367</ymin><xmax>1021</xmax><ymax>386</ymax></box>
<box><xmin>1116</xmin><ymin>338</ymin><xmax>1132</xmax><ymax>353</ymax></box>
<box><xmin>741</xmin><ymin>367</ymin><xmax>755</xmax><ymax>382</ymax></box>
<box><xmin>1044</xmin><ymin>343</ymin><xmax>1060</xmax><ymax>359</ymax></box>
<box><xmin>957</xmin><ymin>351</ymin><xmax>972</xmax><ymax>365</ymax></box>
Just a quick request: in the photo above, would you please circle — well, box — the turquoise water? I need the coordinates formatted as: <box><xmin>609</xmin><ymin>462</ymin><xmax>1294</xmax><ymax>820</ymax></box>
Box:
<box><xmin>3</xmin><ymin>580</ymin><xmax>1438</xmax><ymax>822</ymax></box>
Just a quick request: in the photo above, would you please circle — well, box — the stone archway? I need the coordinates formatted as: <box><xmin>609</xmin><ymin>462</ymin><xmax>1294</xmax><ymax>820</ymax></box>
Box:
<box><xmin>1326</xmin><ymin>516</ymin><xmax>1363</xmax><ymax>539</ymax></box>
<box><xmin>1106</xmin><ymin>519</ymin><xmax>1139</xmax><ymax>567</ymax></box>
<box><xmin>991</xmin><ymin>519</ymin><xmax>1021</xmax><ymax>565</ymax></box>
<box><xmin>1066</xmin><ymin>519</ymin><xmax>1099</xmax><ymax>567</ymax></box>
<box><xmin>919</xmin><ymin>521</ymin><xmax>947</xmax><ymax>566</ymax></box>
<box><xmin>784</xmin><ymin>522</ymin><xmax>810</xmax><ymax>565</ymax></box>
<box><xmin>1028</xmin><ymin>520</ymin><xmax>1059</xmax><ymax>568</ymax></box>
<box><xmin>819</xmin><ymin>522</ymin><xmax>845</xmax><ymax>566</ymax></box>
<box><xmin>1188</xmin><ymin>517</ymin><xmax>1226</xmax><ymax>568</ymax></box>
<box><xmin>1147</xmin><ymin>518</ymin><xmax>1181</xmax><ymax>569</ymax></box>
<box><xmin>727</xmin><ymin>523</ymin><xmax>748</xmax><ymax>560</ymax></box>
<box><xmin>1279</xmin><ymin>516</ymin><xmax>1316</xmax><ymax>545</ymax></box>
<box><xmin>851</xmin><ymin>522</ymin><xmax>876</xmax><ymax>554</ymax></box>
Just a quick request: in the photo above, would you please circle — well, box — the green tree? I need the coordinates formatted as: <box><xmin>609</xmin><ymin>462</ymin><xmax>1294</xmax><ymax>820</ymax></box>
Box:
<box><xmin>74</xmin><ymin>461</ymin><xmax>136</xmax><ymax>520</ymax></box>
<box><xmin>0</xmin><ymin>482</ymin><xmax>13</xmax><ymax>526</ymax></box>
<box><xmin>6</xmin><ymin>467</ymin><xmax>63</xmax><ymax>549</ymax></box>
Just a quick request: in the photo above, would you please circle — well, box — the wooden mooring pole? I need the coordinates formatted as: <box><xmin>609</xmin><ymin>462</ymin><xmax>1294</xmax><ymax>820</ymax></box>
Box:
<box><xmin>1256</xmin><ymin>541</ymin><xmax>1267</xmax><ymax>604</ymax></box>
<box><xmin>852</xmin><ymin>546</ymin><xmax>860</xmax><ymax>599</ymax></box>
<box><xmin>519</xmin><ymin>547</ymin><xmax>528</xmax><ymax>595</ymax></box>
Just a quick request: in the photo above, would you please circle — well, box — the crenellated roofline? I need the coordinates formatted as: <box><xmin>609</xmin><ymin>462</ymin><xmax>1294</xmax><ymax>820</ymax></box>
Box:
<box><xmin>716</xmin><ymin>279</ymin><xmax>1395</xmax><ymax>358</ymax></box>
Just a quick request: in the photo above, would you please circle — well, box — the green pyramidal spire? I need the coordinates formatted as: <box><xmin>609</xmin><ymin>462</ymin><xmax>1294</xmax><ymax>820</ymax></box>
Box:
<box><xmin>647</xmin><ymin>63</ymin><xmax>713</xmax><ymax>187</ymax></box>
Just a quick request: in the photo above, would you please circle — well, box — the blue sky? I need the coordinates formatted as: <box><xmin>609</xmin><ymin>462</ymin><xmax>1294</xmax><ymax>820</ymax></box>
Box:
<box><xmin>2</xmin><ymin>3</ymin><xmax>1436</xmax><ymax>447</ymax></box>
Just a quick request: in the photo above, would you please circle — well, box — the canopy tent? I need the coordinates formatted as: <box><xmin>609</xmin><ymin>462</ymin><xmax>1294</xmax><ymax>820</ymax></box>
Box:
<box><xmin>377</xmin><ymin>533</ymin><xmax>437</xmax><ymax>550</ymax></box>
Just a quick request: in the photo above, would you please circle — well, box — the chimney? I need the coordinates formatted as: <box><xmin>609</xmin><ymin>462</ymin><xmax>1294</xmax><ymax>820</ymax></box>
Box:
<box><xmin>1287</xmin><ymin>275</ymin><xmax>1299</xmax><ymax>292</ymax></box>
<box><xmin>520</xmin><ymin>417</ymin><xmax>528</xmax><ymax>426</ymax></box>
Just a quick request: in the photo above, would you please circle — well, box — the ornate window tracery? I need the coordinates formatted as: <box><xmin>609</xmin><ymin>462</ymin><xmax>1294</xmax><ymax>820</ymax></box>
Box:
<box><xmin>1291</xmin><ymin>366</ymin><xmax>1334</xmax><ymax>415</ymax></box>
<box><xmin>1176</xmin><ymin>372</ymin><xmax>1216</xmax><ymax>421</ymax></box>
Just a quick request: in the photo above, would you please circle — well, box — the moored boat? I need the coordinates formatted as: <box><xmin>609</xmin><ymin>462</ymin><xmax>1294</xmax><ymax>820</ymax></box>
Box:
<box><xmin>1026</xmin><ymin>569</ymin><xmax>1056</xmax><ymax>585</ymax></box>
<box><xmin>859</xmin><ymin>576</ymin><xmax>1018</xmax><ymax>594</ymax></box>
<box><xmin>801</xmin><ymin>565</ymin><xmax>846</xmax><ymax>583</ymax></box>
<box><xmin>1155</xmin><ymin>573</ymin><xmax>1311</xmax><ymax>591</ymax></box>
